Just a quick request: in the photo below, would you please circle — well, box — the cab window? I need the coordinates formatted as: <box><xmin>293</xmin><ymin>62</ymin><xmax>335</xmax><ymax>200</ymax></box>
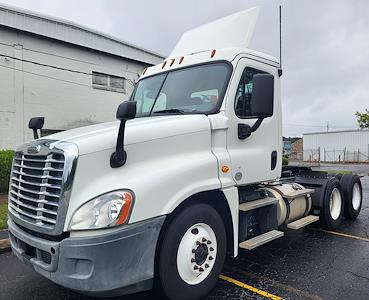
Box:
<box><xmin>235</xmin><ymin>67</ymin><xmax>267</xmax><ymax>118</ymax></box>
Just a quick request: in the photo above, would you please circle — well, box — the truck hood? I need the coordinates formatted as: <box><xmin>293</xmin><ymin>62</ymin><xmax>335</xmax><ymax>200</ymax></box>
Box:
<box><xmin>43</xmin><ymin>115</ymin><xmax>211</xmax><ymax>155</ymax></box>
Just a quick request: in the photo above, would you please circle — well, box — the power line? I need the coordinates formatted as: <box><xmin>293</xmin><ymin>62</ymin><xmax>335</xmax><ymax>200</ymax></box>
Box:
<box><xmin>283</xmin><ymin>123</ymin><xmax>357</xmax><ymax>129</ymax></box>
<box><xmin>0</xmin><ymin>63</ymin><xmax>94</xmax><ymax>88</ymax></box>
<box><xmin>0</xmin><ymin>62</ymin><xmax>134</xmax><ymax>90</ymax></box>
<box><xmin>0</xmin><ymin>53</ymin><xmax>141</xmax><ymax>77</ymax></box>
<box><xmin>0</xmin><ymin>53</ymin><xmax>138</xmax><ymax>87</ymax></box>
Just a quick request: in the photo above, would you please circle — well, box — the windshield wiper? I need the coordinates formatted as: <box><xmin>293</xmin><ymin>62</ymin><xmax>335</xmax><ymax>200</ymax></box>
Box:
<box><xmin>152</xmin><ymin>109</ymin><xmax>185</xmax><ymax>115</ymax></box>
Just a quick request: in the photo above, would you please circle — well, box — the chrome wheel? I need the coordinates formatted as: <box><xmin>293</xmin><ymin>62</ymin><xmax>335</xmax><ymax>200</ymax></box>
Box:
<box><xmin>176</xmin><ymin>223</ymin><xmax>217</xmax><ymax>285</ymax></box>
<box><xmin>329</xmin><ymin>187</ymin><xmax>342</xmax><ymax>220</ymax></box>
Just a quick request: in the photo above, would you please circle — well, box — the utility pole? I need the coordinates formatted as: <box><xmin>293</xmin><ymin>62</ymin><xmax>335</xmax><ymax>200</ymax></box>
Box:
<box><xmin>326</xmin><ymin>121</ymin><xmax>329</xmax><ymax>132</ymax></box>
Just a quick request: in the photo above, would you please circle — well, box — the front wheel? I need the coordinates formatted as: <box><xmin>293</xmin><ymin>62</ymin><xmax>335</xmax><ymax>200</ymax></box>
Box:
<box><xmin>156</xmin><ymin>203</ymin><xmax>226</xmax><ymax>300</ymax></box>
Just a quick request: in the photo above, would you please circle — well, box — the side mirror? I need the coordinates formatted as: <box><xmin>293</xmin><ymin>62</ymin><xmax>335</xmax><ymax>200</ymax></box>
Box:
<box><xmin>110</xmin><ymin>102</ymin><xmax>136</xmax><ymax>168</ymax></box>
<box><xmin>250</xmin><ymin>74</ymin><xmax>274</xmax><ymax>118</ymax></box>
<box><xmin>28</xmin><ymin>117</ymin><xmax>45</xmax><ymax>139</ymax></box>
<box><xmin>238</xmin><ymin>74</ymin><xmax>274</xmax><ymax>140</ymax></box>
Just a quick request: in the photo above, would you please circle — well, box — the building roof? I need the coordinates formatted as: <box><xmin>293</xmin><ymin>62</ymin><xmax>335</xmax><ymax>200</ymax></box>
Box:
<box><xmin>303</xmin><ymin>129</ymin><xmax>369</xmax><ymax>136</ymax></box>
<box><xmin>0</xmin><ymin>3</ymin><xmax>164</xmax><ymax>65</ymax></box>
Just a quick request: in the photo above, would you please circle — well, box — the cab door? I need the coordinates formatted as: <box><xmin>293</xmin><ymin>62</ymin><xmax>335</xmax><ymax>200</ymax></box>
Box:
<box><xmin>225</xmin><ymin>57</ymin><xmax>282</xmax><ymax>185</ymax></box>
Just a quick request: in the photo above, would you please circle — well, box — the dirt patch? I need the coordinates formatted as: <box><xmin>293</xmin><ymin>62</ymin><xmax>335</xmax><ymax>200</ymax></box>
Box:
<box><xmin>0</xmin><ymin>194</ymin><xmax>8</xmax><ymax>205</ymax></box>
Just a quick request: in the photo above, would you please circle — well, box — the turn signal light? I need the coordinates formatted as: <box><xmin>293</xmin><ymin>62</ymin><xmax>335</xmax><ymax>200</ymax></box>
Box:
<box><xmin>222</xmin><ymin>165</ymin><xmax>230</xmax><ymax>173</ymax></box>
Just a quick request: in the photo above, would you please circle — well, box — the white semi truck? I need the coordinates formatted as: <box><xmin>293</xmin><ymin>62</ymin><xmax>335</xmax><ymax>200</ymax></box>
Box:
<box><xmin>7</xmin><ymin>7</ymin><xmax>363</xmax><ymax>300</ymax></box>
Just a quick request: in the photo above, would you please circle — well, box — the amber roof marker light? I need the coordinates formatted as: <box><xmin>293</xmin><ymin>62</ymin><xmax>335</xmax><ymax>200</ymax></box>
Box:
<box><xmin>210</xmin><ymin>49</ymin><xmax>216</xmax><ymax>58</ymax></box>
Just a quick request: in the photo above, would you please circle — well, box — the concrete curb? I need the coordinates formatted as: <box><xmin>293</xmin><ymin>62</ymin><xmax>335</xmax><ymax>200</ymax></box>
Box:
<box><xmin>0</xmin><ymin>238</ymin><xmax>11</xmax><ymax>254</ymax></box>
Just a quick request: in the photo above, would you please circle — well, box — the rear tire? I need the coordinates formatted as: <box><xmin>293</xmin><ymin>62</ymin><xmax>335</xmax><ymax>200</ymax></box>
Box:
<box><xmin>320</xmin><ymin>178</ymin><xmax>344</xmax><ymax>230</ymax></box>
<box><xmin>156</xmin><ymin>203</ymin><xmax>226</xmax><ymax>300</ymax></box>
<box><xmin>340</xmin><ymin>174</ymin><xmax>362</xmax><ymax>220</ymax></box>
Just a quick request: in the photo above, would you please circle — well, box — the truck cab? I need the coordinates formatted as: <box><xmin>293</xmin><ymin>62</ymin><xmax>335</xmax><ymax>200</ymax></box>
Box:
<box><xmin>7</xmin><ymin>7</ymin><xmax>363</xmax><ymax>300</ymax></box>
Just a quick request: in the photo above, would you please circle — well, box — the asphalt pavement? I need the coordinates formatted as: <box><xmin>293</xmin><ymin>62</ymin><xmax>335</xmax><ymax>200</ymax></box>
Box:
<box><xmin>1</xmin><ymin>172</ymin><xmax>369</xmax><ymax>300</ymax></box>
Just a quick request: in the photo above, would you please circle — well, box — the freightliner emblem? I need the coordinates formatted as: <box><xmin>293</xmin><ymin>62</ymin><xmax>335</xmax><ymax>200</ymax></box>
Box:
<box><xmin>27</xmin><ymin>145</ymin><xmax>41</xmax><ymax>154</ymax></box>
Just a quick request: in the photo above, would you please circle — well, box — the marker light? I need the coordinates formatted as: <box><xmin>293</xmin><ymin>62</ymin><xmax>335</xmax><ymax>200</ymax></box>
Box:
<box><xmin>211</xmin><ymin>49</ymin><xmax>216</xmax><ymax>58</ymax></box>
<box><xmin>222</xmin><ymin>165</ymin><xmax>230</xmax><ymax>173</ymax></box>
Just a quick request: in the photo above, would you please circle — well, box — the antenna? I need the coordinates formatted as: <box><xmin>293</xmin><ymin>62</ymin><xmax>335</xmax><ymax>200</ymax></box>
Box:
<box><xmin>278</xmin><ymin>5</ymin><xmax>283</xmax><ymax>77</ymax></box>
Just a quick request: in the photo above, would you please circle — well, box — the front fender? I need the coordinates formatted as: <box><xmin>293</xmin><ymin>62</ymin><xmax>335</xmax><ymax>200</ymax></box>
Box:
<box><xmin>64</xmin><ymin>129</ymin><xmax>220</xmax><ymax>229</ymax></box>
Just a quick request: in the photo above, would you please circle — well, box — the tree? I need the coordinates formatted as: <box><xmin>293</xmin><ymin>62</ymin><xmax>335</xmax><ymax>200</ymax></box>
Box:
<box><xmin>355</xmin><ymin>109</ymin><xmax>369</xmax><ymax>129</ymax></box>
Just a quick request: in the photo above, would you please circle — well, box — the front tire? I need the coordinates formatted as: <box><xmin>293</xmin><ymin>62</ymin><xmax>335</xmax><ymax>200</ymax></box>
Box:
<box><xmin>156</xmin><ymin>203</ymin><xmax>226</xmax><ymax>300</ymax></box>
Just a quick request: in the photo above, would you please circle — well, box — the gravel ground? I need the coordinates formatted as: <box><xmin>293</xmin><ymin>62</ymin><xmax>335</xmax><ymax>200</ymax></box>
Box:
<box><xmin>1</xmin><ymin>169</ymin><xmax>368</xmax><ymax>300</ymax></box>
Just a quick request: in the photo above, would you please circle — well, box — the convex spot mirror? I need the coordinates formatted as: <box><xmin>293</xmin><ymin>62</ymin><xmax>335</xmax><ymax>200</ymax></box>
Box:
<box><xmin>116</xmin><ymin>101</ymin><xmax>137</xmax><ymax>120</ymax></box>
<box><xmin>28</xmin><ymin>117</ymin><xmax>45</xmax><ymax>139</ymax></box>
<box><xmin>250</xmin><ymin>74</ymin><xmax>274</xmax><ymax>118</ymax></box>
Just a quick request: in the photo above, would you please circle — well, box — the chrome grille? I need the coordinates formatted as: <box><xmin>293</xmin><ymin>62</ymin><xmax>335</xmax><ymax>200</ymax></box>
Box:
<box><xmin>9</xmin><ymin>152</ymin><xmax>65</xmax><ymax>228</ymax></box>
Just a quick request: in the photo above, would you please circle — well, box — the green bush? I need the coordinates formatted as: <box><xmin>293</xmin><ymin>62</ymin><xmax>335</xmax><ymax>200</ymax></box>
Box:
<box><xmin>0</xmin><ymin>150</ymin><xmax>15</xmax><ymax>194</ymax></box>
<box><xmin>282</xmin><ymin>156</ymin><xmax>289</xmax><ymax>166</ymax></box>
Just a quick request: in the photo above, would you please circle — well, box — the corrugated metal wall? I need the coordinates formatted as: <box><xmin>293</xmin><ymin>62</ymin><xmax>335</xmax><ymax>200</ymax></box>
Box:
<box><xmin>303</xmin><ymin>130</ymin><xmax>369</xmax><ymax>162</ymax></box>
<box><xmin>0</xmin><ymin>27</ymin><xmax>147</xmax><ymax>149</ymax></box>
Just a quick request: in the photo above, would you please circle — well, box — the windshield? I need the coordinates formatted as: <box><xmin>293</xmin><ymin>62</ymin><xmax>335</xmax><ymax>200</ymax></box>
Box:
<box><xmin>130</xmin><ymin>62</ymin><xmax>231</xmax><ymax>117</ymax></box>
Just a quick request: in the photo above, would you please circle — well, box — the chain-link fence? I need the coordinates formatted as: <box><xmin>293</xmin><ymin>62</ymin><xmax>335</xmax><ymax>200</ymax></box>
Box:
<box><xmin>323</xmin><ymin>149</ymin><xmax>368</xmax><ymax>163</ymax></box>
<box><xmin>290</xmin><ymin>147</ymin><xmax>369</xmax><ymax>164</ymax></box>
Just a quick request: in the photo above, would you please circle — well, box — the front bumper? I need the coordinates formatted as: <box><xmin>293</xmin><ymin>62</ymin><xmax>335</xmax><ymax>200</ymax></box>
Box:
<box><xmin>8</xmin><ymin>216</ymin><xmax>165</xmax><ymax>297</ymax></box>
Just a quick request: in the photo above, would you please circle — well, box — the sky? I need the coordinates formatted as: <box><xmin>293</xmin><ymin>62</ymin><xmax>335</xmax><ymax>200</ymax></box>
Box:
<box><xmin>1</xmin><ymin>0</ymin><xmax>368</xmax><ymax>136</ymax></box>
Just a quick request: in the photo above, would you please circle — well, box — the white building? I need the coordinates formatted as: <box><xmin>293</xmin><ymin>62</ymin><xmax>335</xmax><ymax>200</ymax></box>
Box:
<box><xmin>303</xmin><ymin>130</ymin><xmax>369</xmax><ymax>162</ymax></box>
<box><xmin>0</xmin><ymin>4</ymin><xmax>163</xmax><ymax>150</ymax></box>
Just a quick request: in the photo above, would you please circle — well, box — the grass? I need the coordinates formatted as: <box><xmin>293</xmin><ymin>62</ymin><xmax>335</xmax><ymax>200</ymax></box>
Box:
<box><xmin>322</xmin><ymin>169</ymin><xmax>352</xmax><ymax>175</ymax></box>
<box><xmin>0</xmin><ymin>204</ymin><xmax>8</xmax><ymax>230</ymax></box>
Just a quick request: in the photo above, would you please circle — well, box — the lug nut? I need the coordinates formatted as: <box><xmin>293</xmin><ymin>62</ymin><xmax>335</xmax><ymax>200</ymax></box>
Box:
<box><xmin>196</xmin><ymin>241</ymin><xmax>201</xmax><ymax>245</ymax></box>
<box><xmin>202</xmin><ymin>238</ymin><xmax>207</xmax><ymax>242</ymax></box>
<box><xmin>210</xmin><ymin>247</ymin><xmax>214</xmax><ymax>251</ymax></box>
<box><xmin>192</xmin><ymin>249</ymin><xmax>196</xmax><ymax>253</ymax></box>
<box><xmin>209</xmin><ymin>256</ymin><xmax>214</xmax><ymax>260</ymax></box>
<box><xmin>199</xmin><ymin>267</ymin><xmax>204</xmax><ymax>272</ymax></box>
<box><xmin>205</xmin><ymin>264</ymin><xmax>209</xmax><ymax>268</ymax></box>
<box><xmin>194</xmin><ymin>265</ymin><xmax>199</xmax><ymax>270</ymax></box>
<box><xmin>191</xmin><ymin>258</ymin><xmax>196</xmax><ymax>263</ymax></box>
<box><xmin>207</xmin><ymin>241</ymin><xmax>212</xmax><ymax>245</ymax></box>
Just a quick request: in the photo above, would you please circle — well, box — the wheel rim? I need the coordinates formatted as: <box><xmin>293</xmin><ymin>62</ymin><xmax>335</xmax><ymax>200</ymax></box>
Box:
<box><xmin>176</xmin><ymin>223</ymin><xmax>217</xmax><ymax>285</ymax></box>
<box><xmin>329</xmin><ymin>188</ymin><xmax>342</xmax><ymax>220</ymax></box>
<box><xmin>352</xmin><ymin>183</ymin><xmax>362</xmax><ymax>211</ymax></box>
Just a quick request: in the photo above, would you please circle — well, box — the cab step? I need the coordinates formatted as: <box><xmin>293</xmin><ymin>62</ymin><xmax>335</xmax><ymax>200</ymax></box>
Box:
<box><xmin>287</xmin><ymin>215</ymin><xmax>319</xmax><ymax>230</ymax></box>
<box><xmin>239</xmin><ymin>230</ymin><xmax>284</xmax><ymax>250</ymax></box>
<box><xmin>239</xmin><ymin>197</ymin><xmax>278</xmax><ymax>212</ymax></box>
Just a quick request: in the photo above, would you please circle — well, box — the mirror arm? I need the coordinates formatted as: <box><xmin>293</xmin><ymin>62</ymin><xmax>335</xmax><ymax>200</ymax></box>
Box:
<box><xmin>250</xmin><ymin>116</ymin><xmax>264</xmax><ymax>132</ymax></box>
<box><xmin>32</xmin><ymin>129</ymin><xmax>39</xmax><ymax>140</ymax></box>
<box><xmin>110</xmin><ymin>120</ymin><xmax>127</xmax><ymax>168</ymax></box>
<box><xmin>238</xmin><ymin>117</ymin><xmax>265</xmax><ymax>140</ymax></box>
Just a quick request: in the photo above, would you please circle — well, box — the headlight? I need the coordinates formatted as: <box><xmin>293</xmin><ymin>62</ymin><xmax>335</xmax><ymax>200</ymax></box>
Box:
<box><xmin>69</xmin><ymin>190</ymin><xmax>134</xmax><ymax>230</ymax></box>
